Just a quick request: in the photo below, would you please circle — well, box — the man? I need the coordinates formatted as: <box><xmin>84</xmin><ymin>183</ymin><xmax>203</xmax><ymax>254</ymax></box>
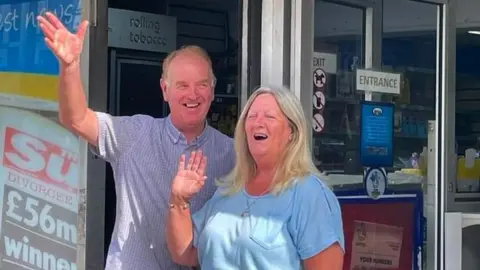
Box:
<box><xmin>37</xmin><ymin>13</ymin><xmax>235</xmax><ymax>269</ymax></box>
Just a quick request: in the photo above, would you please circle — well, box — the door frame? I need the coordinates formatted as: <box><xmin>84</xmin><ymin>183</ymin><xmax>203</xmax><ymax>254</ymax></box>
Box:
<box><xmin>239</xmin><ymin>0</ymin><xmax>262</xmax><ymax>110</ymax></box>
<box><xmin>84</xmin><ymin>0</ymin><xmax>109</xmax><ymax>268</ymax></box>
<box><xmin>108</xmin><ymin>49</ymin><xmax>167</xmax><ymax>116</ymax></box>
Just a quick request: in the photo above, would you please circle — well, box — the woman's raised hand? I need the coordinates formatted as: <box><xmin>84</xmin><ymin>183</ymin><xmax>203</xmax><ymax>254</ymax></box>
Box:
<box><xmin>171</xmin><ymin>151</ymin><xmax>207</xmax><ymax>201</ymax></box>
<box><xmin>37</xmin><ymin>12</ymin><xmax>89</xmax><ymax>66</ymax></box>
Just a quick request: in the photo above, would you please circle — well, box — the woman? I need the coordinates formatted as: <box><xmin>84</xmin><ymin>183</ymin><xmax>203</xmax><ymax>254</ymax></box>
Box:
<box><xmin>166</xmin><ymin>86</ymin><xmax>344</xmax><ymax>269</ymax></box>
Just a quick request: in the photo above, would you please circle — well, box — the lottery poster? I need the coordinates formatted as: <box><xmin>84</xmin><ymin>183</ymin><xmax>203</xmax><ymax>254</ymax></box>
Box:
<box><xmin>0</xmin><ymin>0</ymin><xmax>84</xmax><ymax>269</ymax></box>
<box><xmin>340</xmin><ymin>200</ymin><xmax>416</xmax><ymax>270</ymax></box>
<box><xmin>350</xmin><ymin>221</ymin><xmax>404</xmax><ymax>269</ymax></box>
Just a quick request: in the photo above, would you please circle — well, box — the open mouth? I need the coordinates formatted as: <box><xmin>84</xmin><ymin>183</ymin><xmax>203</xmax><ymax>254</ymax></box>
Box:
<box><xmin>184</xmin><ymin>103</ymin><xmax>200</xmax><ymax>108</ymax></box>
<box><xmin>253</xmin><ymin>133</ymin><xmax>268</xmax><ymax>141</ymax></box>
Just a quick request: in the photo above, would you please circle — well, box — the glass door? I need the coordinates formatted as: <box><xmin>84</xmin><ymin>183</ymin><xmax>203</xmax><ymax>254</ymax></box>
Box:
<box><xmin>292</xmin><ymin>0</ymin><xmax>452</xmax><ymax>269</ymax></box>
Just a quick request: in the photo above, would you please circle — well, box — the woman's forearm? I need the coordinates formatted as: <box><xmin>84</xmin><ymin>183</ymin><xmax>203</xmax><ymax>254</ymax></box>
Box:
<box><xmin>166</xmin><ymin>194</ymin><xmax>198</xmax><ymax>266</ymax></box>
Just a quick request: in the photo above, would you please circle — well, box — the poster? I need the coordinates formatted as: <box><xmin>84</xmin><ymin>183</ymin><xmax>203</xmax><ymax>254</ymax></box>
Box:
<box><xmin>338</xmin><ymin>197</ymin><xmax>420</xmax><ymax>270</ymax></box>
<box><xmin>360</xmin><ymin>102</ymin><xmax>394</xmax><ymax>167</ymax></box>
<box><xmin>350</xmin><ymin>221</ymin><xmax>404</xmax><ymax>269</ymax></box>
<box><xmin>0</xmin><ymin>1</ymin><xmax>83</xmax><ymax>269</ymax></box>
<box><xmin>0</xmin><ymin>107</ymin><xmax>81</xmax><ymax>270</ymax></box>
<box><xmin>0</xmin><ymin>0</ymin><xmax>82</xmax><ymax>111</ymax></box>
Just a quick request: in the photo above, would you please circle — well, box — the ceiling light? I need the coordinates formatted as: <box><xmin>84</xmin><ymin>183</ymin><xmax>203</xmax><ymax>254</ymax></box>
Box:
<box><xmin>468</xmin><ymin>31</ymin><xmax>480</xmax><ymax>35</ymax></box>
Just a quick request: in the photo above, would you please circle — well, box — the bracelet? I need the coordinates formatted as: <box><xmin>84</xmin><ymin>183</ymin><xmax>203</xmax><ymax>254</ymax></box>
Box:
<box><xmin>169</xmin><ymin>202</ymin><xmax>189</xmax><ymax>210</ymax></box>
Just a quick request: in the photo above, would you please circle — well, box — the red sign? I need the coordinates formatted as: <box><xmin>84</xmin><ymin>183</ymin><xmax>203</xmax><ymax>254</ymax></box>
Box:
<box><xmin>2</xmin><ymin>127</ymin><xmax>78</xmax><ymax>193</ymax></box>
<box><xmin>341</xmin><ymin>201</ymin><xmax>414</xmax><ymax>270</ymax></box>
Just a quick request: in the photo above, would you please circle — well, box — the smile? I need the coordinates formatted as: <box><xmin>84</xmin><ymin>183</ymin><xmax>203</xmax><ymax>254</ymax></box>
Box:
<box><xmin>253</xmin><ymin>133</ymin><xmax>268</xmax><ymax>140</ymax></box>
<box><xmin>184</xmin><ymin>103</ymin><xmax>200</xmax><ymax>108</ymax></box>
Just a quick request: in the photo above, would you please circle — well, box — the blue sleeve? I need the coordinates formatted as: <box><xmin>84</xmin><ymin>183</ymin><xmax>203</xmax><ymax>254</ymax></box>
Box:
<box><xmin>288</xmin><ymin>175</ymin><xmax>345</xmax><ymax>260</ymax></box>
<box><xmin>191</xmin><ymin>188</ymin><xmax>222</xmax><ymax>247</ymax></box>
<box><xmin>91</xmin><ymin>113</ymin><xmax>153</xmax><ymax>163</ymax></box>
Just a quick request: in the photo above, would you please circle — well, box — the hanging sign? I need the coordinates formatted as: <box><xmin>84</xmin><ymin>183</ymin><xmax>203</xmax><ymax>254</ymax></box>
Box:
<box><xmin>108</xmin><ymin>8</ymin><xmax>177</xmax><ymax>53</ymax></box>
<box><xmin>360</xmin><ymin>101</ymin><xmax>395</xmax><ymax>167</ymax></box>
<box><xmin>356</xmin><ymin>69</ymin><xmax>401</xmax><ymax>95</ymax></box>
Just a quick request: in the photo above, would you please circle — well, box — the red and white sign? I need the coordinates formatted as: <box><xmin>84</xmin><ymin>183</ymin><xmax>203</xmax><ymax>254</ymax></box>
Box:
<box><xmin>313</xmin><ymin>91</ymin><xmax>326</xmax><ymax>110</ymax></box>
<box><xmin>313</xmin><ymin>113</ymin><xmax>325</xmax><ymax>133</ymax></box>
<box><xmin>313</xmin><ymin>68</ymin><xmax>327</xmax><ymax>89</ymax></box>
<box><xmin>312</xmin><ymin>52</ymin><xmax>338</xmax><ymax>133</ymax></box>
<box><xmin>2</xmin><ymin>127</ymin><xmax>79</xmax><ymax>194</ymax></box>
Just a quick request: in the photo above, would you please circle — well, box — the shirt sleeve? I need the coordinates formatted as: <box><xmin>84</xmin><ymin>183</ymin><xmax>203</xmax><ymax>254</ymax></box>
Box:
<box><xmin>91</xmin><ymin>112</ymin><xmax>153</xmax><ymax>163</ymax></box>
<box><xmin>288</xmin><ymin>175</ymin><xmax>345</xmax><ymax>260</ymax></box>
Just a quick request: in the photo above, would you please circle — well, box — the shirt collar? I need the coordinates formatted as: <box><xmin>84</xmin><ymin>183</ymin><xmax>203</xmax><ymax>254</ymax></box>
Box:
<box><xmin>165</xmin><ymin>115</ymin><xmax>210</xmax><ymax>146</ymax></box>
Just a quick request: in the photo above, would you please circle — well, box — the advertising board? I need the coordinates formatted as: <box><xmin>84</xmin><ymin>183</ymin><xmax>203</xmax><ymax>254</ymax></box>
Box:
<box><xmin>336</xmin><ymin>191</ymin><xmax>423</xmax><ymax>270</ymax></box>
<box><xmin>0</xmin><ymin>0</ymin><xmax>83</xmax><ymax>269</ymax></box>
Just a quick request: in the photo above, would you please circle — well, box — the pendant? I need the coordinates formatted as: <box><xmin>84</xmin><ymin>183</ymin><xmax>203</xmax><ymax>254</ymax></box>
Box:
<box><xmin>241</xmin><ymin>211</ymin><xmax>249</xmax><ymax>217</ymax></box>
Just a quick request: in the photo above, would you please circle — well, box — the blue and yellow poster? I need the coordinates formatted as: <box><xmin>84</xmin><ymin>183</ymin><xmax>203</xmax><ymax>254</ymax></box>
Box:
<box><xmin>0</xmin><ymin>1</ymin><xmax>83</xmax><ymax>269</ymax></box>
<box><xmin>0</xmin><ymin>0</ymin><xmax>82</xmax><ymax>111</ymax></box>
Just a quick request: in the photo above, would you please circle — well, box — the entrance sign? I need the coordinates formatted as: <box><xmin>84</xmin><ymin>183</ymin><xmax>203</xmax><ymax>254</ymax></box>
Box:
<box><xmin>108</xmin><ymin>8</ymin><xmax>177</xmax><ymax>53</ymax></box>
<box><xmin>360</xmin><ymin>102</ymin><xmax>394</xmax><ymax>167</ymax></box>
<box><xmin>356</xmin><ymin>69</ymin><xmax>401</xmax><ymax>95</ymax></box>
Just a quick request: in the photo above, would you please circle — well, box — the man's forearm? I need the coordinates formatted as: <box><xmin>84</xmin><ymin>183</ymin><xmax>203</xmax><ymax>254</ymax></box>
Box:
<box><xmin>58</xmin><ymin>62</ymin><xmax>88</xmax><ymax>127</ymax></box>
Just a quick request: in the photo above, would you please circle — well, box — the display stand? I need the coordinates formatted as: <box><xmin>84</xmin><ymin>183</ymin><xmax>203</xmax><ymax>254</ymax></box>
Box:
<box><xmin>335</xmin><ymin>188</ymin><xmax>424</xmax><ymax>270</ymax></box>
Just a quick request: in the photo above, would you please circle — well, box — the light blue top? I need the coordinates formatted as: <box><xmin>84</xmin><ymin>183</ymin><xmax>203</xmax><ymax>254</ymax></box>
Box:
<box><xmin>192</xmin><ymin>174</ymin><xmax>345</xmax><ymax>270</ymax></box>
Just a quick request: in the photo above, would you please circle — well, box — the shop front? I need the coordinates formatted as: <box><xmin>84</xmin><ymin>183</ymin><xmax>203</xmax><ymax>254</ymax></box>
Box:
<box><xmin>248</xmin><ymin>0</ymin><xmax>480</xmax><ymax>269</ymax></box>
<box><xmin>1</xmin><ymin>0</ymin><xmax>480</xmax><ymax>269</ymax></box>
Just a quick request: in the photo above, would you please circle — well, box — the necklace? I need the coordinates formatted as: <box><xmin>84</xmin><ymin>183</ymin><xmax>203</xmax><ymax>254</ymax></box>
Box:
<box><xmin>241</xmin><ymin>188</ymin><xmax>269</xmax><ymax>217</ymax></box>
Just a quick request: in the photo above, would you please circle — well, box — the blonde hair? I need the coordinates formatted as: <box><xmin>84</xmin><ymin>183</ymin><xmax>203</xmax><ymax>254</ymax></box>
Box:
<box><xmin>219</xmin><ymin>85</ymin><xmax>322</xmax><ymax>195</ymax></box>
<box><xmin>161</xmin><ymin>45</ymin><xmax>216</xmax><ymax>86</ymax></box>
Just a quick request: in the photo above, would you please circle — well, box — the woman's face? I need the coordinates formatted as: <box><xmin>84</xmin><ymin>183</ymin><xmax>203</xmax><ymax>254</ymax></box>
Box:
<box><xmin>245</xmin><ymin>94</ymin><xmax>292</xmax><ymax>164</ymax></box>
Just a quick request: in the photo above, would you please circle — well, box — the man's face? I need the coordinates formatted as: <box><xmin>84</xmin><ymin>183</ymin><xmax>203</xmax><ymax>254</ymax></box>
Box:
<box><xmin>161</xmin><ymin>53</ymin><xmax>214</xmax><ymax>130</ymax></box>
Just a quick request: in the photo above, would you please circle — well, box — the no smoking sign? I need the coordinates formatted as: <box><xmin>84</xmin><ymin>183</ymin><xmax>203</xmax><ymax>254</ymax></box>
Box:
<box><xmin>312</xmin><ymin>67</ymin><xmax>328</xmax><ymax>134</ymax></box>
<box><xmin>313</xmin><ymin>113</ymin><xmax>325</xmax><ymax>132</ymax></box>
